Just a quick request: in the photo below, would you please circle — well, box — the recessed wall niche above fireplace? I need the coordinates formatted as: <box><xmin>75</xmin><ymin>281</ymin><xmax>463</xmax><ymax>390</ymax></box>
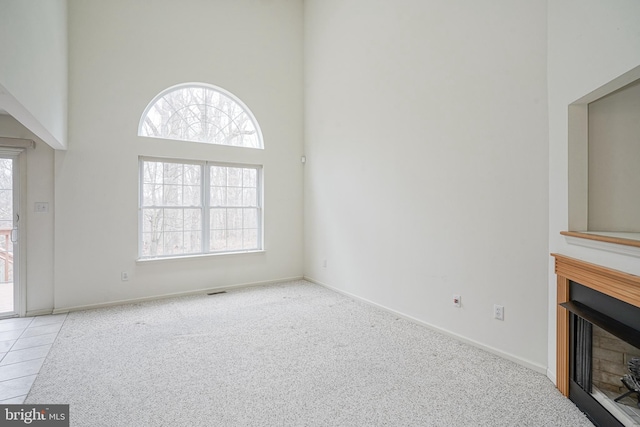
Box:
<box><xmin>566</xmin><ymin>65</ymin><xmax>640</xmax><ymax>249</ymax></box>
<box><xmin>553</xmin><ymin>254</ymin><xmax>640</xmax><ymax>427</ymax></box>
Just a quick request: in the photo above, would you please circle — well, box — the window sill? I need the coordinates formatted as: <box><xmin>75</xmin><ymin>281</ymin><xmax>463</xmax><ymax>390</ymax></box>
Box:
<box><xmin>136</xmin><ymin>250</ymin><xmax>265</xmax><ymax>264</ymax></box>
<box><xmin>561</xmin><ymin>231</ymin><xmax>640</xmax><ymax>258</ymax></box>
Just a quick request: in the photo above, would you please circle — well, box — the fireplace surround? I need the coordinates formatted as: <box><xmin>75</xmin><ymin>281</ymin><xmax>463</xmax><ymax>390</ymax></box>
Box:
<box><xmin>553</xmin><ymin>254</ymin><xmax>640</xmax><ymax>426</ymax></box>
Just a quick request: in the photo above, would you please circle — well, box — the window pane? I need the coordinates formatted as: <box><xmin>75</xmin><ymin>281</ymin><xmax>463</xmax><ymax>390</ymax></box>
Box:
<box><xmin>206</xmin><ymin>165</ymin><xmax>260</xmax><ymax>253</ymax></box>
<box><xmin>210</xmin><ymin>208</ymin><xmax>226</xmax><ymax>230</ymax></box>
<box><xmin>140</xmin><ymin>159</ymin><xmax>262</xmax><ymax>258</ymax></box>
<box><xmin>211</xmin><ymin>166</ymin><xmax>227</xmax><ymax>186</ymax></box>
<box><xmin>242</xmin><ymin>208</ymin><xmax>258</xmax><ymax>229</ymax></box>
<box><xmin>183</xmin><ymin>185</ymin><xmax>201</xmax><ymax>206</ymax></box>
<box><xmin>141</xmin><ymin>232</ymin><xmax>161</xmax><ymax>257</ymax></box>
<box><xmin>163</xmin><ymin>232</ymin><xmax>184</xmax><ymax>255</ymax></box>
<box><xmin>210</xmin><ymin>187</ymin><xmax>226</xmax><ymax>206</ymax></box>
<box><xmin>243</xmin><ymin>229</ymin><xmax>258</xmax><ymax>249</ymax></box>
<box><xmin>183</xmin><ymin>164</ymin><xmax>201</xmax><ymax>186</ymax></box>
<box><xmin>211</xmin><ymin>230</ymin><xmax>227</xmax><ymax>251</ymax></box>
<box><xmin>0</xmin><ymin>190</ymin><xmax>11</xmax><ymax>213</ymax></box>
<box><xmin>228</xmin><ymin>168</ymin><xmax>242</xmax><ymax>187</ymax></box>
<box><xmin>139</xmin><ymin>84</ymin><xmax>263</xmax><ymax>149</ymax></box>
<box><xmin>142</xmin><ymin>208</ymin><xmax>163</xmax><ymax>233</ymax></box>
<box><xmin>143</xmin><ymin>184</ymin><xmax>162</xmax><ymax>206</ymax></box>
<box><xmin>242</xmin><ymin>188</ymin><xmax>257</xmax><ymax>207</ymax></box>
<box><xmin>163</xmin><ymin>185</ymin><xmax>183</xmax><ymax>206</ymax></box>
<box><xmin>143</xmin><ymin>162</ymin><xmax>163</xmax><ymax>184</ymax></box>
<box><xmin>243</xmin><ymin>168</ymin><xmax>257</xmax><ymax>187</ymax></box>
<box><xmin>227</xmin><ymin>230</ymin><xmax>243</xmax><ymax>250</ymax></box>
<box><xmin>184</xmin><ymin>231</ymin><xmax>202</xmax><ymax>253</ymax></box>
<box><xmin>164</xmin><ymin>163</ymin><xmax>183</xmax><ymax>185</ymax></box>
<box><xmin>241</xmin><ymin>133</ymin><xmax>259</xmax><ymax>149</ymax></box>
<box><xmin>224</xmin><ymin>124</ymin><xmax>243</xmax><ymax>147</ymax></box>
<box><xmin>163</xmin><ymin>209</ymin><xmax>184</xmax><ymax>232</ymax></box>
<box><xmin>212</xmin><ymin>122</ymin><xmax>234</xmax><ymax>146</ymax></box>
<box><xmin>227</xmin><ymin>188</ymin><xmax>242</xmax><ymax>206</ymax></box>
<box><xmin>184</xmin><ymin>209</ymin><xmax>202</xmax><ymax>232</ymax></box>
<box><xmin>227</xmin><ymin>208</ymin><xmax>242</xmax><ymax>229</ymax></box>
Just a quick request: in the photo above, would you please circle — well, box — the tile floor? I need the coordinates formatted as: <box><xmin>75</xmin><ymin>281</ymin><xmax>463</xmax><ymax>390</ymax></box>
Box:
<box><xmin>0</xmin><ymin>314</ymin><xmax>66</xmax><ymax>403</ymax></box>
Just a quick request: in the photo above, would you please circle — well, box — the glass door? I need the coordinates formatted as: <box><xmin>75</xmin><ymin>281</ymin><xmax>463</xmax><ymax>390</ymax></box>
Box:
<box><xmin>0</xmin><ymin>155</ymin><xmax>18</xmax><ymax>317</ymax></box>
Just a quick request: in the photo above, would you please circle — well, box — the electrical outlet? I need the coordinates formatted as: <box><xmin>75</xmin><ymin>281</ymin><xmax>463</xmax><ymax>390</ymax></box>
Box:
<box><xmin>494</xmin><ymin>304</ymin><xmax>504</xmax><ymax>321</ymax></box>
<box><xmin>322</xmin><ymin>259</ymin><xmax>327</xmax><ymax>268</ymax></box>
<box><xmin>453</xmin><ymin>294</ymin><xmax>461</xmax><ymax>307</ymax></box>
<box><xmin>34</xmin><ymin>202</ymin><xmax>49</xmax><ymax>213</ymax></box>
<box><xmin>121</xmin><ymin>272</ymin><xmax>129</xmax><ymax>281</ymax></box>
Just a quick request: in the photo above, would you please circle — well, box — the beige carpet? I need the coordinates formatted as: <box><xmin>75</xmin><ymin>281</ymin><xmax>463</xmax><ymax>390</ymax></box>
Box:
<box><xmin>26</xmin><ymin>281</ymin><xmax>593</xmax><ymax>426</ymax></box>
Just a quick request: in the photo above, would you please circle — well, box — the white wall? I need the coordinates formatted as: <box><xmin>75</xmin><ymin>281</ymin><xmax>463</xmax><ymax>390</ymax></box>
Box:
<box><xmin>55</xmin><ymin>0</ymin><xmax>304</xmax><ymax>310</ymax></box>
<box><xmin>0</xmin><ymin>116</ymin><xmax>55</xmax><ymax>315</ymax></box>
<box><xmin>304</xmin><ymin>0</ymin><xmax>549</xmax><ymax>370</ymax></box>
<box><xmin>548</xmin><ymin>0</ymin><xmax>640</xmax><ymax>380</ymax></box>
<box><xmin>12</xmin><ymin>0</ymin><xmax>639</xmax><ymax>381</ymax></box>
<box><xmin>0</xmin><ymin>0</ymin><xmax>67</xmax><ymax>149</ymax></box>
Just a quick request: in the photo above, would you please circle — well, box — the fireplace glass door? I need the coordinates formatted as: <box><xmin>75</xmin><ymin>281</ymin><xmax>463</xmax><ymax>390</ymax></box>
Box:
<box><xmin>565</xmin><ymin>281</ymin><xmax>640</xmax><ymax>427</ymax></box>
<box><xmin>571</xmin><ymin>314</ymin><xmax>640</xmax><ymax>426</ymax></box>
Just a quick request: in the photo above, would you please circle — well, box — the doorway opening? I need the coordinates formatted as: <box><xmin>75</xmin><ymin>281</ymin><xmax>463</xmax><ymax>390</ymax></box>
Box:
<box><xmin>0</xmin><ymin>155</ymin><xmax>19</xmax><ymax>317</ymax></box>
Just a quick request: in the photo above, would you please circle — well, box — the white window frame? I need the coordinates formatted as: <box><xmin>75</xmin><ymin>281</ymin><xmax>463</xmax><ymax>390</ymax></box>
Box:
<box><xmin>138</xmin><ymin>83</ymin><xmax>264</xmax><ymax>149</ymax></box>
<box><xmin>138</xmin><ymin>156</ymin><xmax>263</xmax><ymax>260</ymax></box>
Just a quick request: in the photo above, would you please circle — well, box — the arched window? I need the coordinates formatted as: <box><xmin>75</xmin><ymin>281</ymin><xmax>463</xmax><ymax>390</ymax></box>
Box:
<box><xmin>139</xmin><ymin>83</ymin><xmax>263</xmax><ymax>149</ymax></box>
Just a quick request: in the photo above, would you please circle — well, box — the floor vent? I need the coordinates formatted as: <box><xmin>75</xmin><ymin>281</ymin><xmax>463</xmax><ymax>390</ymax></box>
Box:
<box><xmin>207</xmin><ymin>291</ymin><xmax>227</xmax><ymax>296</ymax></box>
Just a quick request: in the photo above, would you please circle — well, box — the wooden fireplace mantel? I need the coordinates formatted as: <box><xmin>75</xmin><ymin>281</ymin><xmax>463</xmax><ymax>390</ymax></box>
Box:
<box><xmin>552</xmin><ymin>253</ymin><xmax>640</xmax><ymax>396</ymax></box>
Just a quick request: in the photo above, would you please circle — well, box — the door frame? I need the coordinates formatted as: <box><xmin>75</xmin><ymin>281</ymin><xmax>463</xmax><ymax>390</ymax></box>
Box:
<box><xmin>0</xmin><ymin>147</ymin><xmax>27</xmax><ymax>318</ymax></box>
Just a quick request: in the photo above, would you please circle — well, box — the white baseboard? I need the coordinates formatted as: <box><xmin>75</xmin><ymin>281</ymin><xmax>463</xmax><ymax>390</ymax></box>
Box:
<box><xmin>305</xmin><ymin>275</ymin><xmax>549</xmax><ymax>376</ymax></box>
<box><xmin>52</xmin><ymin>276</ymin><xmax>304</xmax><ymax>314</ymax></box>
<box><xmin>547</xmin><ymin>369</ymin><xmax>557</xmax><ymax>385</ymax></box>
<box><xmin>26</xmin><ymin>309</ymin><xmax>54</xmax><ymax>317</ymax></box>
